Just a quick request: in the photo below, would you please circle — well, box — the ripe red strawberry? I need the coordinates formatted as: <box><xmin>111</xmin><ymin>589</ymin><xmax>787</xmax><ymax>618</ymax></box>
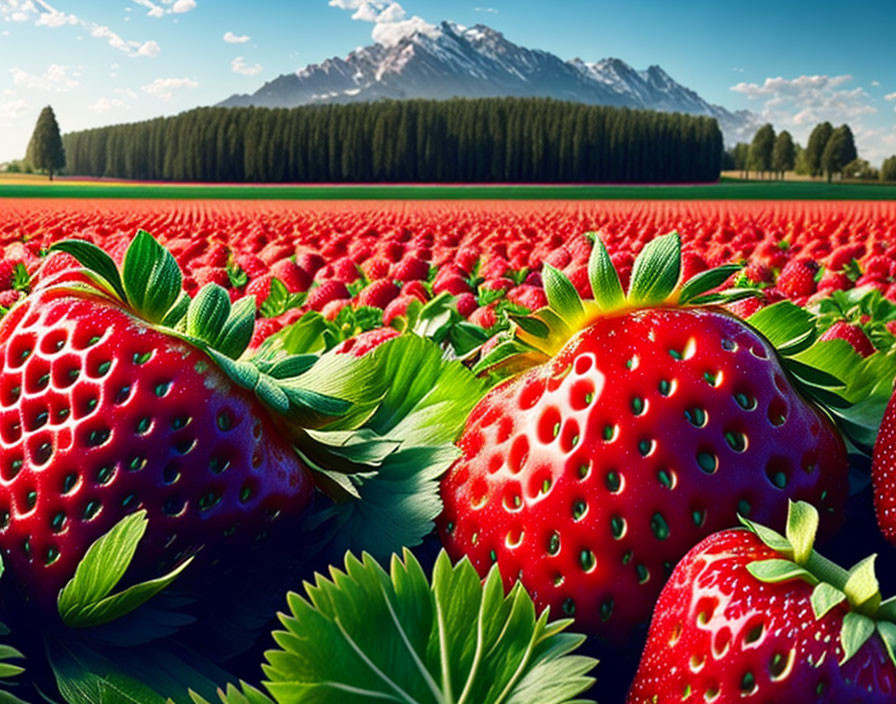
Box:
<box><xmin>400</xmin><ymin>280</ymin><xmax>429</xmax><ymax>302</ymax></box>
<box><xmin>382</xmin><ymin>295</ymin><xmax>417</xmax><ymax>325</ymax></box>
<box><xmin>295</xmin><ymin>251</ymin><xmax>325</xmax><ymax>276</ymax></box>
<box><xmin>777</xmin><ymin>257</ymin><xmax>820</xmax><ymax>297</ymax></box>
<box><xmin>246</xmin><ymin>274</ymin><xmax>275</xmax><ymax>309</ymax></box>
<box><xmin>439</xmin><ymin>234</ymin><xmax>851</xmax><ymax>642</ymax></box>
<box><xmin>872</xmin><ymin>386</ymin><xmax>896</xmax><ymax>545</ymax></box>
<box><xmin>356</xmin><ymin>280</ymin><xmax>400</xmax><ymax>310</ymax></box>
<box><xmin>506</xmin><ymin>284</ymin><xmax>548</xmax><ymax>311</ymax></box>
<box><xmin>361</xmin><ymin>256</ymin><xmax>391</xmax><ymax>281</ymax></box>
<box><xmin>391</xmin><ymin>256</ymin><xmax>430</xmax><ymax>283</ymax></box>
<box><xmin>270</xmin><ymin>259</ymin><xmax>310</xmax><ymax>293</ymax></box>
<box><xmin>321</xmin><ymin>298</ymin><xmax>351</xmax><ymax>320</ymax></box>
<box><xmin>433</xmin><ymin>275</ymin><xmax>471</xmax><ymax>296</ymax></box>
<box><xmin>628</xmin><ymin>501</ymin><xmax>896</xmax><ymax>702</ymax></box>
<box><xmin>307</xmin><ymin>281</ymin><xmax>350</xmax><ymax>312</ymax></box>
<box><xmin>193</xmin><ymin>265</ymin><xmax>230</xmax><ymax>290</ymax></box>
<box><xmin>333</xmin><ymin>328</ymin><xmax>401</xmax><ymax>356</ymax></box>
<box><xmin>0</xmin><ymin>289</ymin><xmax>21</xmax><ymax>309</ymax></box>
<box><xmin>0</xmin><ymin>260</ymin><xmax>23</xmax><ymax>291</ymax></box>
<box><xmin>455</xmin><ymin>292</ymin><xmax>477</xmax><ymax>318</ymax></box>
<box><xmin>0</xmin><ymin>233</ymin><xmax>323</xmax><ymax>607</ymax></box>
<box><xmin>820</xmin><ymin>321</ymin><xmax>875</xmax><ymax>358</ymax></box>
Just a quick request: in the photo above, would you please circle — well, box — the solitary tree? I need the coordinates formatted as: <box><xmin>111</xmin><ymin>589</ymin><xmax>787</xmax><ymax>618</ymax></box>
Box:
<box><xmin>821</xmin><ymin>124</ymin><xmax>858</xmax><ymax>182</ymax></box>
<box><xmin>25</xmin><ymin>106</ymin><xmax>65</xmax><ymax>180</ymax></box>
<box><xmin>804</xmin><ymin>122</ymin><xmax>833</xmax><ymax>178</ymax></box>
<box><xmin>881</xmin><ymin>156</ymin><xmax>896</xmax><ymax>182</ymax></box>
<box><xmin>771</xmin><ymin>130</ymin><xmax>796</xmax><ymax>179</ymax></box>
<box><xmin>747</xmin><ymin>124</ymin><xmax>775</xmax><ymax>178</ymax></box>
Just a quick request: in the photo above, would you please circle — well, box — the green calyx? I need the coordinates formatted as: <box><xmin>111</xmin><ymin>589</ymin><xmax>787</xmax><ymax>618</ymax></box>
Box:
<box><xmin>474</xmin><ymin>231</ymin><xmax>752</xmax><ymax>375</ymax></box>
<box><xmin>743</xmin><ymin>500</ymin><xmax>896</xmax><ymax>667</ymax></box>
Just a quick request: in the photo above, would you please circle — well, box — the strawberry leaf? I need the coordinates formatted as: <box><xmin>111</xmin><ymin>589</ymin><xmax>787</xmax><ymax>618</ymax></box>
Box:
<box><xmin>186</xmin><ymin>285</ymin><xmax>232</xmax><ymax>347</ymax></box>
<box><xmin>259</xmin><ymin>549</ymin><xmax>596</xmax><ymax>704</ymax></box>
<box><xmin>677</xmin><ymin>264</ymin><xmax>742</xmax><ymax>305</ymax></box>
<box><xmin>747</xmin><ymin>301</ymin><xmax>816</xmax><ymax>349</ymax></box>
<box><xmin>189</xmin><ymin>682</ymin><xmax>274</xmax><ymax>704</ymax></box>
<box><xmin>843</xmin><ymin>555</ymin><xmax>881</xmax><ymax>614</ymax></box>
<box><xmin>840</xmin><ymin>612</ymin><xmax>875</xmax><ymax>664</ymax></box>
<box><xmin>214</xmin><ymin>297</ymin><xmax>256</xmax><ymax>360</ymax></box>
<box><xmin>746</xmin><ymin>559</ymin><xmax>818</xmax><ymax>585</ymax></box>
<box><xmin>785</xmin><ymin>501</ymin><xmax>819</xmax><ymax>565</ymax></box>
<box><xmin>542</xmin><ymin>264</ymin><xmax>584</xmax><ymax>324</ymax></box>
<box><xmin>57</xmin><ymin>511</ymin><xmax>193</xmax><ymax>628</ymax></box>
<box><xmin>586</xmin><ymin>234</ymin><xmax>625</xmax><ymax>310</ymax></box>
<box><xmin>810</xmin><ymin>582</ymin><xmax>847</xmax><ymax>619</ymax></box>
<box><xmin>627</xmin><ymin>231</ymin><xmax>681</xmax><ymax>305</ymax></box>
<box><xmin>123</xmin><ymin>230</ymin><xmax>183</xmax><ymax>323</ymax></box>
<box><xmin>50</xmin><ymin>240</ymin><xmax>127</xmax><ymax>303</ymax></box>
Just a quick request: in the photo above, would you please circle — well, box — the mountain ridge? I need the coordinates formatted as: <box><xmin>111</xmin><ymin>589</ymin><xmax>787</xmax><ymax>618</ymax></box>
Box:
<box><xmin>217</xmin><ymin>21</ymin><xmax>758</xmax><ymax>143</ymax></box>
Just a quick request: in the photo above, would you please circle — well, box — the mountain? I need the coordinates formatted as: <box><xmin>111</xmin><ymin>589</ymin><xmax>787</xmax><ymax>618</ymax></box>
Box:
<box><xmin>218</xmin><ymin>21</ymin><xmax>758</xmax><ymax>144</ymax></box>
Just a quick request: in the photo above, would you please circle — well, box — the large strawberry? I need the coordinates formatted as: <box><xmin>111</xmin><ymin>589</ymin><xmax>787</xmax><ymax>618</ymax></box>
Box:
<box><xmin>628</xmin><ymin>500</ymin><xmax>896</xmax><ymax>702</ymax></box>
<box><xmin>0</xmin><ymin>231</ymin><xmax>378</xmax><ymax>612</ymax></box>
<box><xmin>439</xmin><ymin>232</ymin><xmax>863</xmax><ymax>642</ymax></box>
<box><xmin>872</xmin><ymin>385</ymin><xmax>896</xmax><ymax>544</ymax></box>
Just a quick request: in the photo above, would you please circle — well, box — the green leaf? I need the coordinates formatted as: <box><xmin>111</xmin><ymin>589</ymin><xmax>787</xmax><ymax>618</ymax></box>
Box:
<box><xmin>189</xmin><ymin>682</ymin><xmax>275</xmax><ymax>704</ymax></box>
<box><xmin>843</xmin><ymin>555</ymin><xmax>881</xmax><ymax>613</ymax></box>
<box><xmin>259</xmin><ymin>278</ymin><xmax>289</xmax><ymax>319</ymax></box>
<box><xmin>877</xmin><ymin>621</ymin><xmax>896</xmax><ymax>669</ymax></box>
<box><xmin>783</xmin><ymin>358</ymin><xmax>845</xmax><ymax>389</ymax></box>
<box><xmin>50</xmin><ymin>239</ymin><xmax>127</xmax><ymax>302</ymax></box>
<box><xmin>746</xmin><ymin>559</ymin><xmax>818</xmax><ymax>585</ymax></box>
<box><xmin>677</xmin><ymin>264</ymin><xmax>741</xmax><ymax>305</ymax></box>
<box><xmin>57</xmin><ymin>510</ymin><xmax>191</xmax><ymax>628</ymax></box>
<box><xmin>586</xmin><ymin>235</ymin><xmax>625</xmax><ymax>309</ymax></box>
<box><xmin>122</xmin><ymin>230</ymin><xmax>183</xmax><ymax>323</ymax></box>
<box><xmin>260</xmin><ymin>549</ymin><xmax>596</xmax><ymax>704</ymax></box>
<box><xmin>510</xmin><ymin>314</ymin><xmax>550</xmax><ymax>339</ymax></box>
<box><xmin>810</xmin><ymin>582</ymin><xmax>846</xmax><ymax>619</ymax></box>
<box><xmin>840</xmin><ymin>612</ymin><xmax>876</xmax><ymax>664</ymax></box>
<box><xmin>740</xmin><ymin>517</ymin><xmax>792</xmax><ymax>555</ymax></box>
<box><xmin>161</xmin><ymin>292</ymin><xmax>191</xmax><ymax>329</ymax></box>
<box><xmin>747</xmin><ymin>301</ymin><xmax>816</xmax><ymax>348</ymax></box>
<box><xmin>214</xmin><ymin>297</ymin><xmax>257</xmax><ymax>360</ymax></box>
<box><xmin>542</xmin><ymin>264</ymin><xmax>584</xmax><ymax>324</ymax></box>
<box><xmin>785</xmin><ymin>501</ymin><xmax>819</xmax><ymax>565</ymax></box>
<box><xmin>186</xmin><ymin>285</ymin><xmax>232</xmax><ymax>347</ymax></box>
<box><xmin>627</xmin><ymin>231</ymin><xmax>681</xmax><ymax>304</ymax></box>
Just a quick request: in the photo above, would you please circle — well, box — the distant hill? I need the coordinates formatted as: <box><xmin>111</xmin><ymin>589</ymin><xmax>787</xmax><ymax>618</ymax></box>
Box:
<box><xmin>218</xmin><ymin>21</ymin><xmax>758</xmax><ymax>144</ymax></box>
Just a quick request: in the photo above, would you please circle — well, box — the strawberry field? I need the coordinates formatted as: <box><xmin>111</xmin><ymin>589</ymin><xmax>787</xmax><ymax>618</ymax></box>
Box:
<box><xmin>1</xmin><ymin>196</ymin><xmax>896</xmax><ymax>703</ymax></box>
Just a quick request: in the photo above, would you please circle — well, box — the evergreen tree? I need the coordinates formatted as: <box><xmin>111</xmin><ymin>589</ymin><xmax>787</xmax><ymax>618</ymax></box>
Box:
<box><xmin>881</xmin><ymin>156</ymin><xmax>896</xmax><ymax>182</ymax></box>
<box><xmin>804</xmin><ymin>122</ymin><xmax>833</xmax><ymax>178</ymax></box>
<box><xmin>771</xmin><ymin>130</ymin><xmax>796</xmax><ymax>179</ymax></box>
<box><xmin>747</xmin><ymin>123</ymin><xmax>775</xmax><ymax>178</ymax></box>
<box><xmin>25</xmin><ymin>105</ymin><xmax>65</xmax><ymax>180</ymax></box>
<box><xmin>821</xmin><ymin>124</ymin><xmax>858</xmax><ymax>182</ymax></box>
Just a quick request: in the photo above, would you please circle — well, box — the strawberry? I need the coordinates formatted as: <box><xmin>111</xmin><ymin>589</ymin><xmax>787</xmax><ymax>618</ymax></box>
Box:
<box><xmin>0</xmin><ymin>289</ymin><xmax>21</xmax><ymax>309</ymax></box>
<box><xmin>0</xmin><ymin>260</ymin><xmax>23</xmax><ymax>291</ymax></box>
<box><xmin>321</xmin><ymin>298</ymin><xmax>351</xmax><ymax>321</ymax></box>
<box><xmin>356</xmin><ymin>280</ymin><xmax>400</xmax><ymax>310</ymax></box>
<box><xmin>439</xmin><ymin>234</ymin><xmax>852</xmax><ymax>642</ymax></box>
<box><xmin>820</xmin><ymin>321</ymin><xmax>875</xmax><ymax>357</ymax></box>
<box><xmin>872</xmin><ymin>386</ymin><xmax>896</xmax><ymax>545</ymax></box>
<box><xmin>307</xmin><ymin>281</ymin><xmax>350</xmax><ymax>312</ymax></box>
<box><xmin>455</xmin><ymin>292</ymin><xmax>477</xmax><ymax>318</ymax></box>
<box><xmin>391</xmin><ymin>256</ymin><xmax>430</xmax><ymax>283</ymax></box>
<box><xmin>382</xmin><ymin>295</ymin><xmax>417</xmax><ymax>326</ymax></box>
<box><xmin>777</xmin><ymin>257</ymin><xmax>820</xmax><ymax>298</ymax></box>
<box><xmin>433</xmin><ymin>275</ymin><xmax>471</xmax><ymax>296</ymax></box>
<box><xmin>270</xmin><ymin>259</ymin><xmax>310</xmax><ymax>293</ymax></box>
<box><xmin>193</xmin><ymin>266</ymin><xmax>231</xmax><ymax>290</ymax></box>
<box><xmin>361</xmin><ymin>256</ymin><xmax>391</xmax><ymax>281</ymax></box>
<box><xmin>400</xmin><ymin>280</ymin><xmax>430</xmax><ymax>303</ymax></box>
<box><xmin>333</xmin><ymin>328</ymin><xmax>401</xmax><ymax>357</ymax></box>
<box><xmin>246</xmin><ymin>274</ymin><xmax>276</xmax><ymax>309</ymax></box>
<box><xmin>628</xmin><ymin>501</ymin><xmax>896</xmax><ymax>702</ymax></box>
<box><xmin>0</xmin><ymin>232</ymin><xmax>330</xmax><ymax>607</ymax></box>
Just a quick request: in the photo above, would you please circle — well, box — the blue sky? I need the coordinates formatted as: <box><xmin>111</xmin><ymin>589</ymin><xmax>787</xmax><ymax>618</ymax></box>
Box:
<box><xmin>1</xmin><ymin>0</ymin><xmax>894</xmax><ymax>163</ymax></box>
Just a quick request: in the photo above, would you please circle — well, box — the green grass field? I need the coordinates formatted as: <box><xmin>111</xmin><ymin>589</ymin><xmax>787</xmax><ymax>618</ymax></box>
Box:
<box><xmin>1</xmin><ymin>175</ymin><xmax>895</xmax><ymax>200</ymax></box>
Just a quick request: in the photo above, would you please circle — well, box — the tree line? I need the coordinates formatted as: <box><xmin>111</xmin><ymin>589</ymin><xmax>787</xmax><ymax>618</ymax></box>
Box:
<box><xmin>723</xmin><ymin>121</ymin><xmax>876</xmax><ymax>182</ymax></box>
<box><xmin>60</xmin><ymin>98</ymin><xmax>723</xmax><ymax>183</ymax></box>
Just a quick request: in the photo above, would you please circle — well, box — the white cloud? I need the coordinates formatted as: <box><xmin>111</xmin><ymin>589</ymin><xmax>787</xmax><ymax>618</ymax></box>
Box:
<box><xmin>35</xmin><ymin>9</ymin><xmax>77</xmax><ymax>26</ymax></box>
<box><xmin>223</xmin><ymin>30</ymin><xmax>249</xmax><ymax>43</ymax></box>
<box><xmin>0</xmin><ymin>0</ymin><xmax>37</xmax><ymax>22</ymax></box>
<box><xmin>88</xmin><ymin>96</ymin><xmax>131</xmax><ymax>113</ymax></box>
<box><xmin>474</xmin><ymin>6</ymin><xmax>498</xmax><ymax>12</ymax></box>
<box><xmin>329</xmin><ymin>0</ymin><xmax>437</xmax><ymax>47</ymax></box>
<box><xmin>731</xmin><ymin>74</ymin><xmax>876</xmax><ymax>128</ymax></box>
<box><xmin>0</xmin><ymin>99</ymin><xmax>31</xmax><ymax>126</ymax></box>
<box><xmin>885</xmin><ymin>92</ymin><xmax>896</xmax><ymax>101</ymax></box>
<box><xmin>231</xmin><ymin>56</ymin><xmax>262</xmax><ymax>76</ymax></box>
<box><xmin>731</xmin><ymin>74</ymin><xmax>896</xmax><ymax>164</ymax></box>
<box><xmin>136</xmin><ymin>39</ymin><xmax>160</xmax><ymax>56</ymax></box>
<box><xmin>9</xmin><ymin>64</ymin><xmax>79</xmax><ymax>91</ymax></box>
<box><xmin>131</xmin><ymin>0</ymin><xmax>195</xmax><ymax>18</ymax></box>
<box><xmin>141</xmin><ymin>76</ymin><xmax>198</xmax><ymax>100</ymax></box>
<box><xmin>170</xmin><ymin>0</ymin><xmax>196</xmax><ymax>13</ymax></box>
<box><xmin>872</xmin><ymin>81</ymin><xmax>881</xmax><ymax>87</ymax></box>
